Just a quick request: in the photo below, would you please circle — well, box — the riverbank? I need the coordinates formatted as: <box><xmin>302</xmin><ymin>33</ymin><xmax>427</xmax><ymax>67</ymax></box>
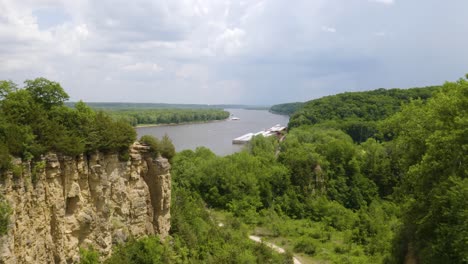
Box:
<box><xmin>135</xmin><ymin>109</ymin><xmax>289</xmax><ymax>156</ymax></box>
<box><xmin>135</xmin><ymin>118</ymin><xmax>229</xmax><ymax>128</ymax></box>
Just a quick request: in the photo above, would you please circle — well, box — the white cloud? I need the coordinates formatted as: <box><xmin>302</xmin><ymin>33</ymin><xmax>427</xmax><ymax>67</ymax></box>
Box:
<box><xmin>368</xmin><ymin>0</ymin><xmax>394</xmax><ymax>5</ymax></box>
<box><xmin>321</xmin><ymin>26</ymin><xmax>337</xmax><ymax>33</ymax></box>
<box><xmin>176</xmin><ymin>64</ymin><xmax>210</xmax><ymax>81</ymax></box>
<box><xmin>122</xmin><ymin>63</ymin><xmax>163</xmax><ymax>73</ymax></box>
<box><xmin>374</xmin><ymin>31</ymin><xmax>386</xmax><ymax>37</ymax></box>
<box><xmin>214</xmin><ymin>27</ymin><xmax>246</xmax><ymax>55</ymax></box>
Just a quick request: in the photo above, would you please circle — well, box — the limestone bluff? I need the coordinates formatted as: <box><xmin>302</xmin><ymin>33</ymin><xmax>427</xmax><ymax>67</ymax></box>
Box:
<box><xmin>0</xmin><ymin>142</ymin><xmax>171</xmax><ymax>263</ymax></box>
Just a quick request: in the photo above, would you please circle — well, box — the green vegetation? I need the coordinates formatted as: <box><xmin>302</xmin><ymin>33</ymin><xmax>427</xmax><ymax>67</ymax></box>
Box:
<box><xmin>0</xmin><ymin>78</ymin><xmax>136</xmax><ymax>166</ymax></box>
<box><xmin>269</xmin><ymin>102</ymin><xmax>304</xmax><ymax>116</ymax></box>
<box><xmin>288</xmin><ymin>86</ymin><xmax>439</xmax><ymax>142</ymax></box>
<box><xmin>0</xmin><ymin>194</ymin><xmax>12</xmax><ymax>235</ymax></box>
<box><xmin>79</xmin><ymin>246</ymin><xmax>100</xmax><ymax>264</ymax></box>
<box><xmin>1</xmin><ymin>76</ymin><xmax>465</xmax><ymax>263</ymax></box>
<box><xmin>102</xmin><ymin>77</ymin><xmax>466</xmax><ymax>263</ymax></box>
<box><xmin>140</xmin><ymin>135</ymin><xmax>176</xmax><ymax>161</ymax></box>
<box><xmin>382</xmin><ymin>80</ymin><xmax>468</xmax><ymax>263</ymax></box>
<box><xmin>103</xmin><ymin>169</ymin><xmax>291</xmax><ymax>264</ymax></box>
<box><xmin>169</xmin><ymin>135</ymin><xmax>397</xmax><ymax>262</ymax></box>
<box><xmin>163</xmin><ymin>78</ymin><xmax>466</xmax><ymax>263</ymax></box>
<box><xmin>66</xmin><ymin>102</ymin><xmax>270</xmax><ymax>127</ymax></box>
<box><xmin>105</xmin><ymin>108</ymin><xmax>230</xmax><ymax>126</ymax></box>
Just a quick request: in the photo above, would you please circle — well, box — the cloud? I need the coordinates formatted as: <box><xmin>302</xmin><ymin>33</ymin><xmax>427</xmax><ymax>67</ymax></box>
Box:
<box><xmin>321</xmin><ymin>26</ymin><xmax>337</xmax><ymax>33</ymax></box>
<box><xmin>368</xmin><ymin>0</ymin><xmax>394</xmax><ymax>5</ymax></box>
<box><xmin>122</xmin><ymin>63</ymin><xmax>163</xmax><ymax>73</ymax></box>
<box><xmin>214</xmin><ymin>28</ymin><xmax>246</xmax><ymax>55</ymax></box>
<box><xmin>374</xmin><ymin>31</ymin><xmax>386</xmax><ymax>37</ymax></box>
<box><xmin>0</xmin><ymin>0</ymin><xmax>468</xmax><ymax>104</ymax></box>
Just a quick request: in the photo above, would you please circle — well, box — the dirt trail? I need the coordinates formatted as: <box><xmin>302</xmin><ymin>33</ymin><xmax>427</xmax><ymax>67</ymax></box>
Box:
<box><xmin>249</xmin><ymin>235</ymin><xmax>302</xmax><ymax>264</ymax></box>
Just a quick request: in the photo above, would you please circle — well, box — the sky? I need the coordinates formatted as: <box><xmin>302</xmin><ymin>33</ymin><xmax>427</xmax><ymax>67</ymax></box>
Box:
<box><xmin>0</xmin><ymin>0</ymin><xmax>467</xmax><ymax>105</ymax></box>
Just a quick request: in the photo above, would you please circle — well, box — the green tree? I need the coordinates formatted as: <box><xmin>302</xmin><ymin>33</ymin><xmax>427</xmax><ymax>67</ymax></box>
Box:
<box><xmin>360</xmin><ymin>138</ymin><xmax>395</xmax><ymax>197</ymax></box>
<box><xmin>24</xmin><ymin>77</ymin><xmax>69</xmax><ymax>109</ymax></box>
<box><xmin>140</xmin><ymin>135</ymin><xmax>160</xmax><ymax>158</ymax></box>
<box><xmin>278</xmin><ymin>143</ymin><xmax>324</xmax><ymax>195</ymax></box>
<box><xmin>105</xmin><ymin>237</ymin><xmax>172</xmax><ymax>264</ymax></box>
<box><xmin>389</xmin><ymin>77</ymin><xmax>468</xmax><ymax>263</ymax></box>
<box><xmin>0</xmin><ymin>80</ymin><xmax>17</xmax><ymax>99</ymax></box>
<box><xmin>159</xmin><ymin>134</ymin><xmax>175</xmax><ymax>161</ymax></box>
<box><xmin>0</xmin><ymin>142</ymin><xmax>11</xmax><ymax>172</ymax></box>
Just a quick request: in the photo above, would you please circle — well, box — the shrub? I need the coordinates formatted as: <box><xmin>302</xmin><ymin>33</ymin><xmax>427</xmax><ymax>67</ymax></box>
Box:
<box><xmin>104</xmin><ymin>236</ymin><xmax>172</xmax><ymax>264</ymax></box>
<box><xmin>0</xmin><ymin>195</ymin><xmax>12</xmax><ymax>235</ymax></box>
<box><xmin>0</xmin><ymin>142</ymin><xmax>11</xmax><ymax>173</ymax></box>
<box><xmin>140</xmin><ymin>135</ymin><xmax>160</xmax><ymax>158</ymax></box>
<box><xmin>159</xmin><ymin>134</ymin><xmax>175</xmax><ymax>161</ymax></box>
<box><xmin>140</xmin><ymin>134</ymin><xmax>175</xmax><ymax>161</ymax></box>
<box><xmin>31</xmin><ymin>161</ymin><xmax>45</xmax><ymax>185</ymax></box>
<box><xmin>79</xmin><ymin>246</ymin><xmax>100</xmax><ymax>264</ymax></box>
<box><xmin>293</xmin><ymin>237</ymin><xmax>317</xmax><ymax>256</ymax></box>
<box><xmin>334</xmin><ymin>245</ymin><xmax>348</xmax><ymax>254</ymax></box>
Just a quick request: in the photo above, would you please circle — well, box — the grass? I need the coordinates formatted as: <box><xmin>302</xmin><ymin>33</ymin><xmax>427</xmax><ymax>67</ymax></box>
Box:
<box><xmin>207</xmin><ymin>209</ymin><xmax>387</xmax><ymax>264</ymax></box>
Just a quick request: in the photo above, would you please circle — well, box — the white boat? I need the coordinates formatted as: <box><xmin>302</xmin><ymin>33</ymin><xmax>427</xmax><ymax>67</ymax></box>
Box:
<box><xmin>232</xmin><ymin>124</ymin><xmax>287</xmax><ymax>144</ymax></box>
<box><xmin>231</xmin><ymin>117</ymin><xmax>240</xmax><ymax>120</ymax></box>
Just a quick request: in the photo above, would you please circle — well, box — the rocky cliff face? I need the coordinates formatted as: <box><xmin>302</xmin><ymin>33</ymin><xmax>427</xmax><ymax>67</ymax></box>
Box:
<box><xmin>0</xmin><ymin>143</ymin><xmax>171</xmax><ymax>263</ymax></box>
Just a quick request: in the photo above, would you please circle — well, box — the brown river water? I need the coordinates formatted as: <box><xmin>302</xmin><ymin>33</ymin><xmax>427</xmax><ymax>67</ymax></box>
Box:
<box><xmin>136</xmin><ymin>109</ymin><xmax>289</xmax><ymax>156</ymax></box>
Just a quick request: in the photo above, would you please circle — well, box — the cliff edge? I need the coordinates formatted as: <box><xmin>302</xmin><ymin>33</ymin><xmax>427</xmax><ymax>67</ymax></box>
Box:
<box><xmin>0</xmin><ymin>142</ymin><xmax>171</xmax><ymax>263</ymax></box>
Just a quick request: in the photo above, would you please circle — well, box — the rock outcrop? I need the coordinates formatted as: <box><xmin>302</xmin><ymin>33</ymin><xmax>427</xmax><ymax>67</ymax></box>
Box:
<box><xmin>0</xmin><ymin>142</ymin><xmax>171</xmax><ymax>263</ymax></box>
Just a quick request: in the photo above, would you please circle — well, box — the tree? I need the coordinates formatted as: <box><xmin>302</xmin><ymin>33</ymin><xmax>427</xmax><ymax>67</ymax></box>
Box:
<box><xmin>140</xmin><ymin>135</ymin><xmax>160</xmax><ymax>158</ymax></box>
<box><xmin>24</xmin><ymin>77</ymin><xmax>69</xmax><ymax>109</ymax></box>
<box><xmin>389</xmin><ymin>77</ymin><xmax>468</xmax><ymax>263</ymax></box>
<box><xmin>278</xmin><ymin>143</ymin><xmax>324</xmax><ymax>195</ymax></box>
<box><xmin>159</xmin><ymin>134</ymin><xmax>175</xmax><ymax>161</ymax></box>
<box><xmin>0</xmin><ymin>142</ymin><xmax>11</xmax><ymax>172</ymax></box>
<box><xmin>360</xmin><ymin>138</ymin><xmax>395</xmax><ymax>197</ymax></box>
<box><xmin>248</xmin><ymin>135</ymin><xmax>277</xmax><ymax>162</ymax></box>
<box><xmin>0</xmin><ymin>80</ymin><xmax>17</xmax><ymax>100</ymax></box>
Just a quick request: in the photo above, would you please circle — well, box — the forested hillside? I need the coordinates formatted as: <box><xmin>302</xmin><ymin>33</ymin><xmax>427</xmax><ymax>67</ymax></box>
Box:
<box><xmin>287</xmin><ymin>86</ymin><xmax>439</xmax><ymax>143</ymax></box>
<box><xmin>269</xmin><ymin>102</ymin><xmax>304</xmax><ymax>115</ymax></box>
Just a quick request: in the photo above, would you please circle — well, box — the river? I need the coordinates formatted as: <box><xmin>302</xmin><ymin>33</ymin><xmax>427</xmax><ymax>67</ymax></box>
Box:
<box><xmin>136</xmin><ymin>109</ymin><xmax>289</xmax><ymax>156</ymax></box>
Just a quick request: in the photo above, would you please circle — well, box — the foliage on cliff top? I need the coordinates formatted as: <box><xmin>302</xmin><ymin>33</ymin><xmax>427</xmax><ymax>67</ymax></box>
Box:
<box><xmin>0</xmin><ymin>78</ymin><xmax>136</xmax><ymax>165</ymax></box>
<box><xmin>140</xmin><ymin>134</ymin><xmax>176</xmax><ymax>161</ymax></box>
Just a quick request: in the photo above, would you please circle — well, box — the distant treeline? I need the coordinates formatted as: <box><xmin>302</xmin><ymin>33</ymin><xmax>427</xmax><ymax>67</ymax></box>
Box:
<box><xmin>66</xmin><ymin>102</ymin><xmax>269</xmax><ymax>111</ymax></box>
<box><xmin>269</xmin><ymin>102</ymin><xmax>304</xmax><ymax>115</ymax></box>
<box><xmin>105</xmin><ymin>109</ymin><xmax>230</xmax><ymax>126</ymax></box>
<box><xmin>288</xmin><ymin>86</ymin><xmax>440</xmax><ymax>142</ymax></box>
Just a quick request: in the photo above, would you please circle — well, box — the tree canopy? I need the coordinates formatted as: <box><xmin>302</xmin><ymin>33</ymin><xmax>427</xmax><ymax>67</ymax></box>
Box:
<box><xmin>287</xmin><ymin>86</ymin><xmax>439</xmax><ymax>142</ymax></box>
<box><xmin>0</xmin><ymin>78</ymin><xmax>136</xmax><ymax>165</ymax></box>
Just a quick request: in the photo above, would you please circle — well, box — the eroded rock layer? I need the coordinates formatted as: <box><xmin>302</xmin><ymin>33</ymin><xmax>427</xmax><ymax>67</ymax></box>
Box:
<box><xmin>0</xmin><ymin>143</ymin><xmax>171</xmax><ymax>263</ymax></box>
